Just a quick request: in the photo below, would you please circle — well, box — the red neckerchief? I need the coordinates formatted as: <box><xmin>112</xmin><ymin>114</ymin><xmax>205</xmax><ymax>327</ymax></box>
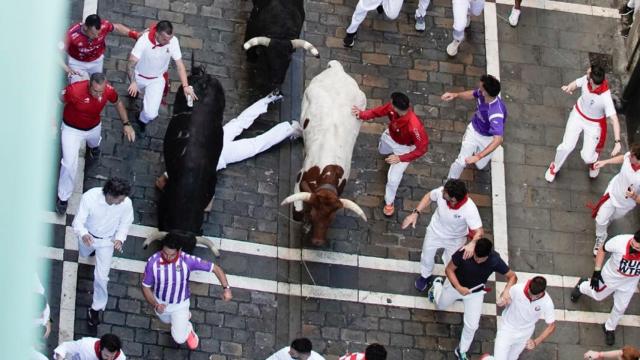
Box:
<box><xmin>625</xmin><ymin>238</ymin><xmax>640</xmax><ymax>260</ymax></box>
<box><xmin>94</xmin><ymin>340</ymin><xmax>121</xmax><ymax>359</ymax></box>
<box><xmin>160</xmin><ymin>250</ymin><xmax>180</xmax><ymax>265</ymax></box>
<box><xmin>588</xmin><ymin>79</ymin><xmax>609</xmax><ymax>95</ymax></box>
<box><xmin>148</xmin><ymin>24</ymin><xmax>165</xmax><ymax>49</ymax></box>
<box><xmin>523</xmin><ymin>279</ymin><xmax>545</xmax><ymax>302</ymax></box>
<box><xmin>631</xmin><ymin>162</ymin><xmax>640</xmax><ymax>172</ymax></box>
<box><xmin>447</xmin><ymin>194</ymin><xmax>469</xmax><ymax>210</ymax></box>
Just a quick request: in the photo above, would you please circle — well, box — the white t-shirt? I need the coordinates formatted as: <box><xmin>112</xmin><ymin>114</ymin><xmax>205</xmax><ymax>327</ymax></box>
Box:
<box><xmin>266</xmin><ymin>347</ymin><xmax>325</xmax><ymax>360</ymax></box>
<box><xmin>131</xmin><ymin>31</ymin><xmax>182</xmax><ymax>78</ymax></box>
<box><xmin>54</xmin><ymin>337</ymin><xmax>126</xmax><ymax>360</ymax></box>
<box><xmin>603</xmin><ymin>234</ymin><xmax>640</xmax><ymax>291</ymax></box>
<box><xmin>607</xmin><ymin>152</ymin><xmax>640</xmax><ymax>209</ymax></box>
<box><xmin>574</xmin><ymin>75</ymin><xmax>616</xmax><ymax>120</ymax></box>
<box><xmin>72</xmin><ymin>187</ymin><xmax>134</xmax><ymax>242</ymax></box>
<box><xmin>500</xmin><ymin>282</ymin><xmax>555</xmax><ymax>333</ymax></box>
<box><xmin>427</xmin><ymin>187</ymin><xmax>483</xmax><ymax>240</ymax></box>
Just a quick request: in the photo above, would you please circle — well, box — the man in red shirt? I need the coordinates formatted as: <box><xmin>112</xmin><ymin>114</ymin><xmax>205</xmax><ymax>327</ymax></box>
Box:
<box><xmin>61</xmin><ymin>14</ymin><xmax>139</xmax><ymax>83</ymax></box>
<box><xmin>352</xmin><ymin>92</ymin><xmax>429</xmax><ymax>216</ymax></box>
<box><xmin>56</xmin><ymin>73</ymin><xmax>135</xmax><ymax>215</ymax></box>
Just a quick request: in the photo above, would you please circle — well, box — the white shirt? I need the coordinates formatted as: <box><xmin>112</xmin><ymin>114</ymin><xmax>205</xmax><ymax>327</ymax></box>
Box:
<box><xmin>72</xmin><ymin>187</ymin><xmax>134</xmax><ymax>242</ymax></box>
<box><xmin>54</xmin><ymin>337</ymin><xmax>126</xmax><ymax>360</ymax></box>
<box><xmin>574</xmin><ymin>75</ymin><xmax>616</xmax><ymax>120</ymax></box>
<box><xmin>34</xmin><ymin>274</ymin><xmax>50</xmax><ymax>327</ymax></box>
<box><xmin>500</xmin><ymin>282</ymin><xmax>555</xmax><ymax>332</ymax></box>
<box><xmin>266</xmin><ymin>347</ymin><xmax>325</xmax><ymax>360</ymax></box>
<box><xmin>131</xmin><ymin>31</ymin><xmax>182</xmax><ymax>78</ymax></box>
<box><xmin>427</xmin><ymin>187</ymin><xmax>483</xmax><ymax>240</ymax></box>
<box><xmin>607</xmin><ymin>152</ymin><xmax>640</xmax><ymax>209</ymax></box>
<box><xmin>603</xmin><ymin>234</ymin><xmax>640</xmax><ymax>290</ymax></box>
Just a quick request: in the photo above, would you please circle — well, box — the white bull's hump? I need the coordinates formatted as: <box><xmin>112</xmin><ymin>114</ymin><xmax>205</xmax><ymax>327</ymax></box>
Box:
<box><xmin>300</xmin><ymin>60</ymin><xmax>366</xmax><ymax>179</ymax></box>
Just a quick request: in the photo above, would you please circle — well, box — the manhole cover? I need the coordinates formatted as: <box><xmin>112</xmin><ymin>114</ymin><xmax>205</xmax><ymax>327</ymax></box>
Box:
<box><xmin>588</xmin><ymin>52</ymin><xmax>613</xmax><ymax>72</ymax></box>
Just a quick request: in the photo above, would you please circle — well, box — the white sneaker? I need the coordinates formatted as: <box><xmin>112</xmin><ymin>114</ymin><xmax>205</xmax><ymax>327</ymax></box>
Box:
<box><xmin>508</xmin><ymin>7</ymin><xmax>521</xmax><ymax>27</ymax></box>
<box><xmin>589</xmin><ymin>164</ymin><xmax>600</xmax><ymax>179</ymax></box>
<box><xmin>466</xmin><ymin>15</ymin><xmax>471</xmax><ymax>28</ymax></box>
<box><xmin>415</xmin><ymin>15</ymin><xmax>426</xmax><ymax>32</ymax></box>
<box><xmin>290</xmin><ymin>121</ymin><xmax>303</xmax><ymax>140</ymax></box>
<box><xmin>593</xmin><ymin>235</ymin><xmax>606</xmax><ymax>256</ymax></box>
<box><xmin>545</xmin><ymin>162</ymin><xmax>557</xmax><ymax>182</ymax></box>
<box><xmin>446</xmin><ymin>39</ymin><xmax>461</xmax><ymax>56</ymax></box>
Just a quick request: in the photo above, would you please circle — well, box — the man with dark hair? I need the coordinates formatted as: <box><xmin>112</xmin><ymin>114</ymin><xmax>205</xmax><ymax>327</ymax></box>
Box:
<box><xmin>72</xmin><ymin>177</ymin><xmax>134</xmax><ymax>327</ymax></box>
<box><xmin>55</xmin><ymin>73</ymin><xmax>135</xmax><ymax>215</ymax></box>
<box><xmin>428</xmin><ymin>238</ymin><xmax>517</xmax><ymax>360</ymax></box>
<box><xmin>127</xmin><ymin>20</ymin><xmax>197</xmax><ymax>132</ymax></box>
<box><xmin>352</xmin><ymin>92</ymin><xmax>429</xmax><ymax>216</ymax></box>
<box><xmin>402</xmin><ymin>179</ymin><xmax>483</xmax><ymax>292</ymax></box>
<box><xmin>61</xmin><ymin>14</ymin><xmax>139</xmax><ymax>83</ymax></box>
<box><xmin>339</xmin><ymin>343</ymin><xmax>387</xmax><ymax>360</ymax></box>
<box><xmin>267</xmin><ymin>337</ymin><xmax>325</xmax><ymax>359</ymax></box>
<box><xmin>54</xmin><ymin>333</ymin><xmax>125</xmax><ymax>359</ymax></box>
<box><xmin>492</xmin><ymin>276</ymin><xmax>556</xmax><ymax>359</ymax></box>
<box><xmin>588</xmin><ymin>143</ymin><xmax>640</xmax><ymax>255</ymax></box>
<box><xmin>545</xmin><ymin>65</ymin><xmax>621</xmax><ymax>183</ymax></box>
<box><xmin>141</xmin><ymin>233</ymin><xmax>232</xmax><ymax>350</ymax></box>
<box><xmin>571</xmin><ymin>231</ymin><xmax>640</xmax><ymax>346</ymax></box>
<box><xmin>441</xmin><ymin>75</ymin><xmax>506</xmax><ymax>180</ymax></box>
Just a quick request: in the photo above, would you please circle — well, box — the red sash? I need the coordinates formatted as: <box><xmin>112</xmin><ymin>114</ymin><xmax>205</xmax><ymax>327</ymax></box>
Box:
<box><xmin>587</xmin><ymin>192</ymin><xmax>610</xmax><ymax>218</ymax></box>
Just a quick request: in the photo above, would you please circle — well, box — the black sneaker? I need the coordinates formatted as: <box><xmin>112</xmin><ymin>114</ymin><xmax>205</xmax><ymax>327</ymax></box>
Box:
<box><xmin>415</xmin><ymin>275</ymin><xmax>433</xmax><ymax>292</ymax></box>
<box><xmin>343</xmin><ymin>32</ymin><xmax>357</xmax><ymax>48</ymax></box>
<box><xmin>571</xmin><ymin>277</ymin><xmax>587</xmax><ymax>302</ymax></box>
<box><xmin>603</xmin><ymin>324</ymin><xmax>615</xmax><ymax>346</ymax></box>
<box><xmin>55</xmin><ymin>198</ymin><xmax>68</xmax><ymax>215</ymax></box>
<box><xmin>619</xmin><ymin>4</ymin><xmax>633</xmax><ymax>15</ymax></box>
<box><xmin>87</xmin><ymin>308</ymin><xmax>100</xmax><ymax>327</ymax></box>
<box><xmin>622</xmin><ymin>26</ymin><xmax>631</xmax><ymax>38</ymax></box>
<box><xmin>89</xmin><ymin>251</ymin><xmax>96</xmax><ymax>257</ymax></box>
<box><xmin>454</xmin><ymin>347</ymin><xmax>469</xmax><ymax>360</ymax></box>
<box><xmin>376</xmin><ymin>5</ymin><xmax>384</xmax><ymax>14</ymax></box>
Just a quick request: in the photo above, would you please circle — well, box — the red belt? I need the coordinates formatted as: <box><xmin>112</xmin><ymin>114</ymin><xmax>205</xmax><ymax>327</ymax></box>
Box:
<box><xmin>575</xmin><ymin>105</ymin><xmax>607</xmax><ymax>154</ymax></box>
<box><xmin>138</xmin><ymin>74</ymin><xmax>158</xmax><ymax>79</ymax></box>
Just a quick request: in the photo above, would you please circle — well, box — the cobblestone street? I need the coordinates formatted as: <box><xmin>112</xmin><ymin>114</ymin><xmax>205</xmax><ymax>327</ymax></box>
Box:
<box><xmin>38</xmin><ymin>0</ymin><xmax>640</xmax><ymax>359</ymax></box>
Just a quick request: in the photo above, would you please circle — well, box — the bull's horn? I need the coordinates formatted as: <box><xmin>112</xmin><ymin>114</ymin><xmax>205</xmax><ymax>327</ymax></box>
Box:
<box><xmin>281</xmin><ymin>192</ymin><xmax>312</xmax><ymax>205</ymax></box>
<box><xmin>196</xmin><ymin>236</ymin><xmax>220</xmax><ymax>257</ymax></box>
<box><xmin>142</xmin><ymin>231</ymin><xmax>168</xmax><ymax>249</ymax></box>
<box><xmin>291</xmin><ymin>39</ymin><xmax>320</xmax><ymax>58</ymax></box>
<box><xmin>340</xmin><ymin>199</ymin><xmax>367</xmax><ymax>222</ymax></box>
<box><xmin>243</xmin><ymin>36</ymin><xmax>271</xmax><ymax>50</ymax></box>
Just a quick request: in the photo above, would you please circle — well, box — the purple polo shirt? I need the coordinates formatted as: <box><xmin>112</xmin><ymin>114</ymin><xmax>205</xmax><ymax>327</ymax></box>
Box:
<box><xmin>470</xmin><ymin>88</ymin><xmax>507</xmax><ymax>137</ymax></box>
<box><xmin>142</xmin><ymin>251</ymin><xmax>214</xmax><ymax>304</ymax></box>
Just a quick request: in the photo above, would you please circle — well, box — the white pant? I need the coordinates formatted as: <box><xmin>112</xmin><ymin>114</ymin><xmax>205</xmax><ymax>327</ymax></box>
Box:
<box><xmin>78</xmin><ymin>235</ymin><xmax>115</xmax><ymax>311</ymax></box>
<box><xmin>432</xmin><ymin>278</ymin><xmax>485</xmax><ymax>353</ymax></box>
<box><xmin>452</xmin><ymin>0</ymin><xmax>485</xmax><ymax>40</ymax></box>
<box><xmin>415</xmin><ymin>0</ymin><xmax>432</xmax><ymax>17</ymax></box>
<box><xmin>579</xmin><ymin>274</ymin><xmax>638</xmax><ymax>330</ymax></box>
<box><xmin>346</xmin><ymin>0</ymin><xmax>404</xmax><ymax>33</ymax></box>
<box><xmin>58</xmin><ymin>123</ymin><xmax>102</xmax><ymax>201</ymax></box>
<box><xmin>378</xmin><ymin>129</ymin><xmax>415</xmax><ymax>205</ymax></box>
<box><xmin>493</xmin><ymin>322</ymin><xmax>532</xmax><ymax>360</ymax></box>
<box><xmin>156</xmin><ymin>299</ymin><xmax>192</xmax><ymax>344</ymax></box>
<box><xmin>552</xmin><ymin>108</ymin><xmax>602</xmax><ymax>172</ymax></box>
<box><xmin>594</xmin><ymin>195</ymin><xmax>634</xmax><ymax>240</ymax></box>
<box><xmin>135</xmin><ymin>72</ymin><xmax>166</xmax><ymax>124</ymax></box>
<box><xmin>67</xmin><ymin>55</ymin><xmax>104</xmax><ymax>83</ymax></box>
<box><xmin>218</xmin><ymin>96</ymin><xmax>294</xmax><ymax>170</ymax></box>
<box><xmin>420</xmin><ymin>227</ymin><xmax>465</xmax><ymax>278</ymax></box>
<box><xmin>448</xmin><ymin>123</ymin><xmax>493</xmax><ymax>179</ymax></box>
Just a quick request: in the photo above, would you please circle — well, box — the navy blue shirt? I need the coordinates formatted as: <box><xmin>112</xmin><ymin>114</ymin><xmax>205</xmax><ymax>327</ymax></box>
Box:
<box><xmin>451</xmin><ymin>251</ymin><xmax>510</xmax><ymax>289</ymax></box>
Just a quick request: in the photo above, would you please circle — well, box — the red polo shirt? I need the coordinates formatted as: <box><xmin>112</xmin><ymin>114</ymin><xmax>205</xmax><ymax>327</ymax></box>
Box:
<box><xmin>64</xmin><ymin>20</ymin><xmax>114</xmax><ymax>62</ymax></box>
<box><xmin>62</xmin><ymin>80</ymin><xmax>118</xmax><ymax>130</ymax></box>
<box><xmin>359</xmin><ymin>102</ymin><xmax>429</xmax><ymax>162</ymax></box>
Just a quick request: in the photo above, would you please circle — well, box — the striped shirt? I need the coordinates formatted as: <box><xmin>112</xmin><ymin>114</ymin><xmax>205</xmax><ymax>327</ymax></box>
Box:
<box><xmin>470</xmin><ymin>88</ymin><xmax>507</xmax><ymax>137</ymax></box>
<box><xmin>339</xmin><ymin>353</ymin><xmax>365</xmax><ymax>360</ymax></box>
<box><xmin>142</xmin><ymin>251</ymin><xmax>214</xmax><ymax>304</ymax></box>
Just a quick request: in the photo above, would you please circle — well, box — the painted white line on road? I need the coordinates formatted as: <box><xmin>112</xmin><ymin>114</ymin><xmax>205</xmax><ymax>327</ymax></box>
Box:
<box><xmin>41</xmin><ymin>246</ymin><xmax>64</xmax><ymax>261</ymax></box>
<box><xmin>82</xmin><ymin>0</ymin><xmax>98</xmax><ymax>20</ymax></box>
<box><xmin>495</xmin><ymin>0</ymin><xmax>620</xmax><ymax>18</ymax></box>
<box><xmin>58</xmin><ymin>261</ymin><xmax>78</xmax><ymax>344</ymax></box>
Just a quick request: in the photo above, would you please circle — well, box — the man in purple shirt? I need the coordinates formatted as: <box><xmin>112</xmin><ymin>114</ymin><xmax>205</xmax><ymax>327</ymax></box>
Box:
<box><xmin>441</xmin><ymin>75</ymin><xmax>507</xmax><ymax>179</ymax></box>
<box><xmin>141</xmin><ymin>233</ymin><xmax>232</xmax><ymax>350</ymax></box>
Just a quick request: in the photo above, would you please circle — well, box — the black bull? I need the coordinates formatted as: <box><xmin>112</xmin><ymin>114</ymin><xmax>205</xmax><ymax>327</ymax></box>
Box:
<box><xmin>244</xmin><ymin>0</ymin><xmax>319</xmax><ymax>91</ymax></box>
<box><xmin>143</xmin><ymin>66</ymin><xmax>224</xmax><ymax>254</ymax></box>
